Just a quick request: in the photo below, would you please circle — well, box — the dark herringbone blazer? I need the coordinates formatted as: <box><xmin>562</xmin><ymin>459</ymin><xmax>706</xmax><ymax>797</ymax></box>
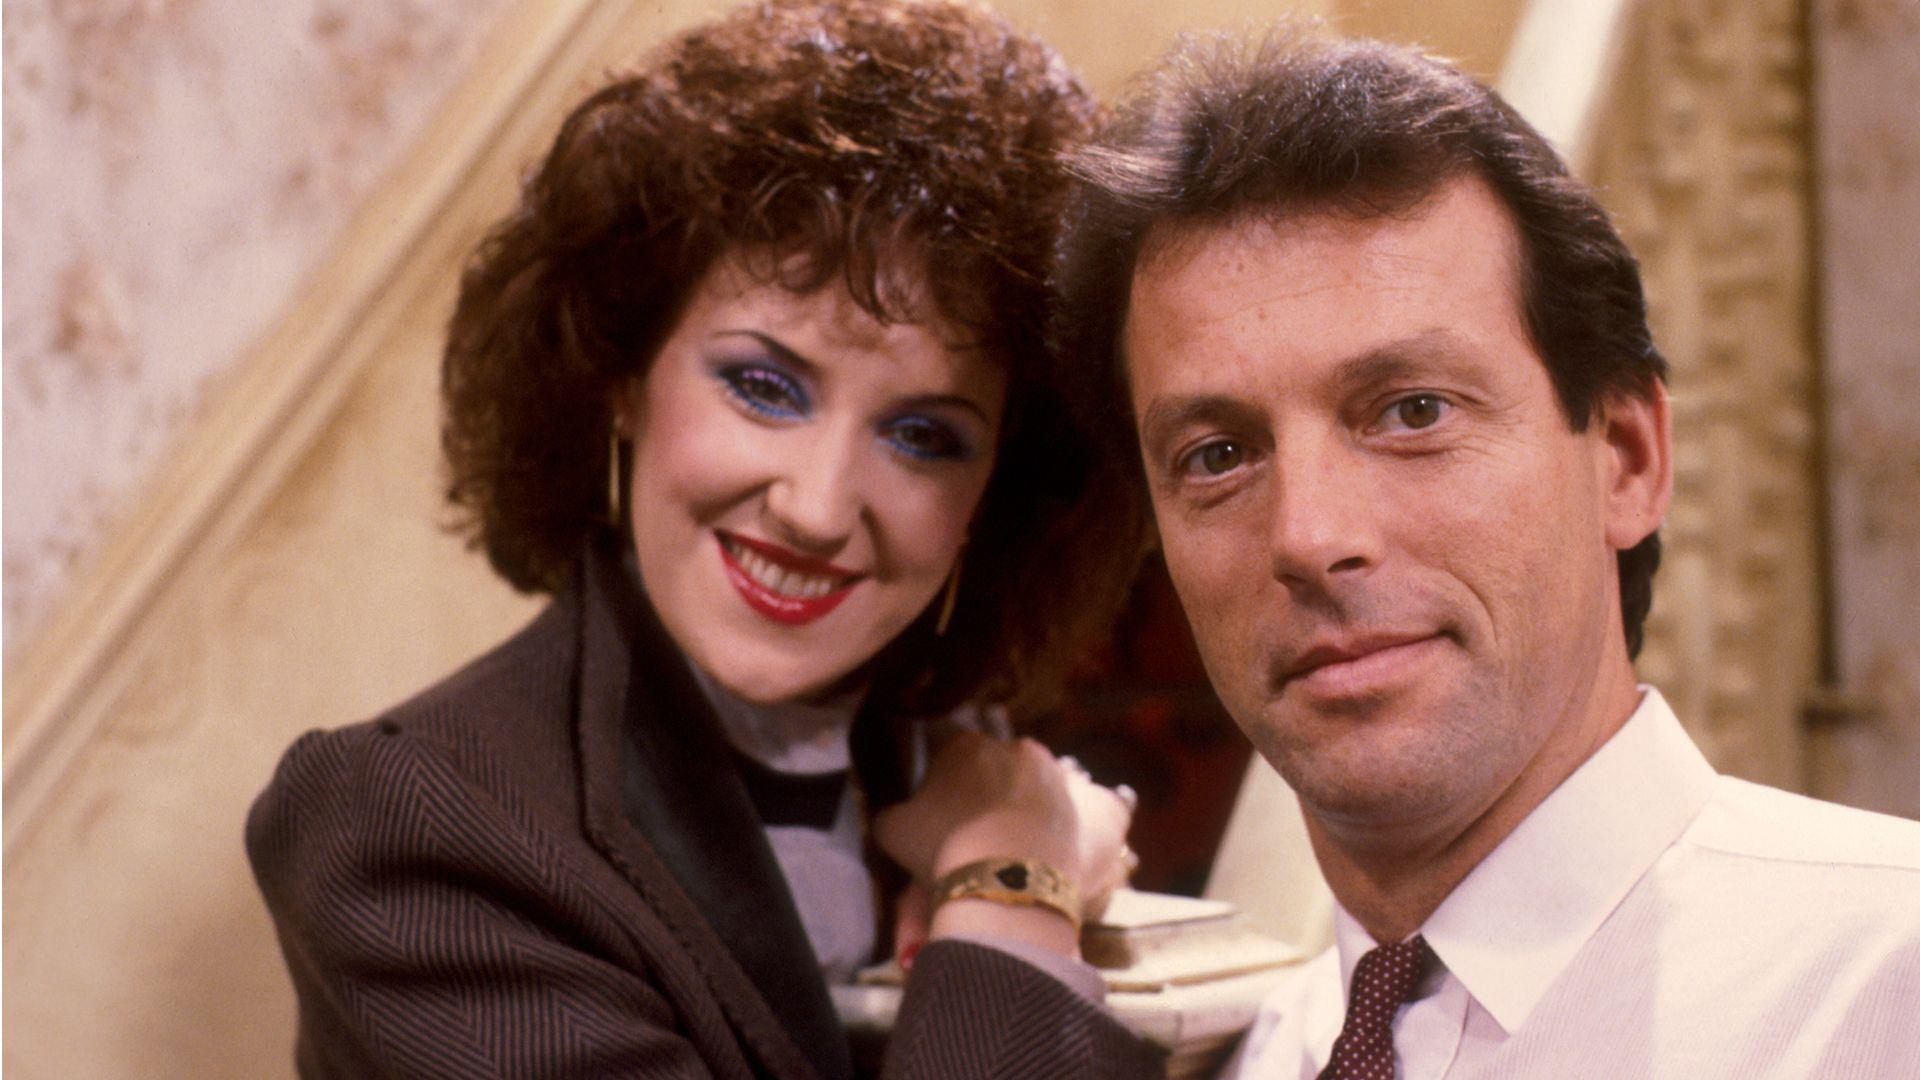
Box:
<box><xmin>247</xmin><ymin>541</ymin><xmax>1162</xmax><ymax>1079</ymax></box>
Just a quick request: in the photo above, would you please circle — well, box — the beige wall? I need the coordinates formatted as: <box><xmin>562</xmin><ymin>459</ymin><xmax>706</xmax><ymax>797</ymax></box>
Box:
<box><xmin>2</xmin><ymin>0</ymin><xmax>516</xmax><ymax>648</ymax></box>
<box><xmin>998</xmin><ymin>0</ymin><xmax>1524</xmax><ymax>94</ymax></box>
<box><xmin>2</xmin><ymin>309</ymin><xmax>543</xmax><ymax>1077</ymax></box>
<box><xmin>1001</xmin><ymin>0</ymin><xmax>1328</xmax><ymax>92</ymax></box>
<box><xmin>1586</xmin><ymin>0</ymin><xmax>1825</xmax><ymax>789</ymax></box>
<box><xmin>1806</xmin><ymin>0</ymin><xmax>1920</xmax><ymax>818</ymax></box>
<box><xmin>1337</xmin><ymin>0</ymin><xmax>1529</xmax><ymax>80</ymax></box>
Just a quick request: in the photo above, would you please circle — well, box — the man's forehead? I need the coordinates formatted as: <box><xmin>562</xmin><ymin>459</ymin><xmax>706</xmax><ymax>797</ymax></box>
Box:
<box><xmin>1123</xmin><ymin>180</ymin><xmax>1530</xmax><ymax>365</ymax></box>
<box><xmin>1136</xmin><ymin>176</ymin><xmax>1522</xmax><ymax>279</ymax></box>
<box><xmin>1119</xmin><ymin>177</ymin><xmax>1548</xmax><ymax>435</ymax></box>
<box><xmin>1131</xmin><ymin>213</ymin><xmax>1314</xmax><ymax>297</ymax></box>
<box><xmin>1122</xmin><ymin>217</ymin><xmax>1308</xmax><ymax>373</ymax></box>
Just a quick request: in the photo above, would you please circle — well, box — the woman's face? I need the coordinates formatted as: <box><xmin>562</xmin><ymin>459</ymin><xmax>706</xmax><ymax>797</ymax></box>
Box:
<box><xmin>619</xmin><ymin>256</ymin><xmax>1006</xmax><ymax>704</ymax></box>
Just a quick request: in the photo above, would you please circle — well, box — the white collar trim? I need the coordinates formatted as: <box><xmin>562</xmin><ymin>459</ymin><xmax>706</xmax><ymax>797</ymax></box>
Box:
<box><xmin>688</xmin><ymin>663</ymin><xmax>860</xmax><ymax>775</ymax></box>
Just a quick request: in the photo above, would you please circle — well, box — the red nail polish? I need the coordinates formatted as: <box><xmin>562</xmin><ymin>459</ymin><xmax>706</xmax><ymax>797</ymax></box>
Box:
<box><xmin>898</xmin><ymin>940</ymin><xmax>923</xmax><ymax>972</ymax></box>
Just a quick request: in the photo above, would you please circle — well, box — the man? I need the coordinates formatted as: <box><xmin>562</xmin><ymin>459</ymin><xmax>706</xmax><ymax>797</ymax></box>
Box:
<box><xmin>1059</xmin><ymin>29</ymin><xmax>1920</xmax><ymax>1078</ymax></box>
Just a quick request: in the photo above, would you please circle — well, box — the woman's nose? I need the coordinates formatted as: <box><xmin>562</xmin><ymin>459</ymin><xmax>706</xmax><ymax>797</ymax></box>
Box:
<box><xmin>764</xmin><ymin>431</ymin><xmax>865</xmax><ymax>549</ymax></box>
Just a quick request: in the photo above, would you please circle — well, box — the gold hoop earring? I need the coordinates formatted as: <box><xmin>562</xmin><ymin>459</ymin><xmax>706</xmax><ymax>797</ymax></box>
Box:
<box><xmin>607</xmin><ymin>432</ymin><xmax>625</xmax><ymax>527</ymax></box>
<box><xmin>934</xmin><ymin>554</ymin><xmax>963</xmax><ymax>636</ymax></box>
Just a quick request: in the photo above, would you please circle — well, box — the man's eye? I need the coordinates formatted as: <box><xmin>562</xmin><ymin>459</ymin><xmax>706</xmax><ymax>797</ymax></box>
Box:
<box><xmin>1382</xmin><ymin>393</ymin><xmax>1449</xmax><ymax>431</ymax></box>
<box><xmin>1179</xmin><ymin>439</ymin><xmax>1249</xmax><ymax>478</ymax></box>
<box><xmin>718</xmin><ymin>364</ymin><xmax>808</xmax><ymax>419</ymax></box>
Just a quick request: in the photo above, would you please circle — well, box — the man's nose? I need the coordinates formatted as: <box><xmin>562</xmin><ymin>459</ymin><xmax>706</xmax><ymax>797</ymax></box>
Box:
<box><xmin>1266</xmin><ymin>438</ymin><xmax>1381</xmax><ymax>588</ymax></box>
<box><xmin>765</xmin><ymin>428</ymin><xmax>865</xmax><ymax>549</ymax></box>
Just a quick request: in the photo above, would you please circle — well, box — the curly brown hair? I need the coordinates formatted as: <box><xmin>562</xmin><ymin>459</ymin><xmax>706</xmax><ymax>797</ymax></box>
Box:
<box><xmin>442</xmin><ymin>0</ymin><xmax>1143</xmax><ymax>717</ymax></box>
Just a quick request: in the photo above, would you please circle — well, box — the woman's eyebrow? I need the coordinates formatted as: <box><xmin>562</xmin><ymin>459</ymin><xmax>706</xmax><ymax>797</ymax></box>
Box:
<box><xmin>714</xmin><ymin>330</ymin><xmax>820</xmax><ymax>378</ymax></box>
<box><xmin>895</xmin><ymin>393</ymin><xmax>992</xmax><ymax>425</ymax></box>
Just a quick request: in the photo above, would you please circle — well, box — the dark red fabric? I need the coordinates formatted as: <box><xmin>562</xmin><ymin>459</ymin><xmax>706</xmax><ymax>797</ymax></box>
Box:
<box><xmin>1318</xmin><ymin>936</ymin><xmax>1435</xmax><ymax>1080</ymax></box>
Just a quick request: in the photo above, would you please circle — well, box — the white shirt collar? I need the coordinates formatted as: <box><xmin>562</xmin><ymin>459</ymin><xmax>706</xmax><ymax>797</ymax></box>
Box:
<box><xmin>1331</xmin><ymin>687</ymin><xmax>1717</xmax><ymax>1035</ymax></box>
<box><xmin>687</xmin><ymin>663</ymin><xmax>861</xmax><ymax>775</ymax></box>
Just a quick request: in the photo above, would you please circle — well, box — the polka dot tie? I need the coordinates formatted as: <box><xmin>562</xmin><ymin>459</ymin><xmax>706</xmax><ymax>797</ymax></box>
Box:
<box><xmin>1317</xmin><ymin>935</ymin><xmax>1436</xmax><ymax>1080</ymax></box>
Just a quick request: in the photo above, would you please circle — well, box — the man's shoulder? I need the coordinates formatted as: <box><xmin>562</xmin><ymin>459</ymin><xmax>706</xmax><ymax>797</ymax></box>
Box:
<box><xmin>1684</xmin><ymin>776</ymin><xmax>1920</xmax><ymax>874</ymax></box>
<box><xmin>1651</xmin><ymin>778</ymin><xmax>1920</xmax><ymax>960</ymax></box>
<box><xmin>1534</xmin><ymin>778</ymin><xmax>1920</xmax><ymax>1073</ymax></box>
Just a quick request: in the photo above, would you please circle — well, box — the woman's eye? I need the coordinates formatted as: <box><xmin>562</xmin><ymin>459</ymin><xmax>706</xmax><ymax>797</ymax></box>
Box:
<box><xmin>884</xmin><ymin>416</ymin><xmax>970</xmax><ymax>462</ymax></box>
<box><xmin>1178</xmin><ymin>439</ymin><xmax>1250</xmax><ymax>478</ymax></box>
<box><xmin>718</xmin><ymin>364</ymin><xmax>809</xmax><ymax>419</ymax></box>
<box><xmin>1379</xmin><ymin>393</ymin><xmax>1450</xmax><ymax>432</ymax></box>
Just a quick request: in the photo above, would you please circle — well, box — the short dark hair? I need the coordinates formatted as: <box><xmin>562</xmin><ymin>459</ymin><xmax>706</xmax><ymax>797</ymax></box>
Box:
<box><xmin>443</xmin><ymin>0</ymin><xmax>1143</xmax><ymax>715</ymax></box>
<box><xmin>1059</xmin><ymin>27</ymin><xmax>1666</xmax><ymax>656</ymax></box>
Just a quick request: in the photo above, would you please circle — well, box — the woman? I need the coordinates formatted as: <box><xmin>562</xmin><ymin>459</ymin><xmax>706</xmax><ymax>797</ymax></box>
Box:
<box><xmin>246</xmin><ymin>2</ymin><xmax>1157</xmax><ymax>1077</ymax></box>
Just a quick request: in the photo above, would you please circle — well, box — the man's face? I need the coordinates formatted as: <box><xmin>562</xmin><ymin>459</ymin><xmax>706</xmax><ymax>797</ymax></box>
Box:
<box><xmin>1125</xmin><ymin>177</ymin><xmax>1653</xmax><ymax>843</ymax></box>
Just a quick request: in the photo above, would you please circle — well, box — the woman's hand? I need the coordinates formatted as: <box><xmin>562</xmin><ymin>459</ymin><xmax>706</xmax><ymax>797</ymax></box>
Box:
<box><xmin>874</xmin><ymin>731</ymin><xmax>1135</xmax><ymax>960</ymax></box>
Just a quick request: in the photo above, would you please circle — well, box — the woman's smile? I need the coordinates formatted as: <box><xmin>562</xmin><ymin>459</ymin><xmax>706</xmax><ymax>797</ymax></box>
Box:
<box><xmin>717</xmin><ymin>530</ymin><xmax>864</xmax><ymax>624</ymax></box>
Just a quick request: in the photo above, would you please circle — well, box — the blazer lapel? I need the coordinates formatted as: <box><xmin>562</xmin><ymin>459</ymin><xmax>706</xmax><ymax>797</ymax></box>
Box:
<box><xmin>572</xmin><ymin>544</ymin><xmax>854</xmax><ymax>1080</ymax></box>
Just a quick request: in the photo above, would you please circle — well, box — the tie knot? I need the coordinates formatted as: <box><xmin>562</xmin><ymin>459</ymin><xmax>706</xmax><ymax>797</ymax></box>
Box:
<box><xmin>1350</xmin><ymin>934</ymin><xmax>1434</xmax><ymax>1011</ymax></box>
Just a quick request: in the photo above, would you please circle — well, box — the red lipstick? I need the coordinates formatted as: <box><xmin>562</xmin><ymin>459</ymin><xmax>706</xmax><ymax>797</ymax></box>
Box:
<box><xmin>716</xmin><ymin>532</ymin><xmax>862</xmax><ymax>626</ymax></box>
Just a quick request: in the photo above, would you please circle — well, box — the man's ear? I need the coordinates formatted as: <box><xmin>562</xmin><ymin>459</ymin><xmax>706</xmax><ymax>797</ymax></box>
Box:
<box><xmin>1599</xmin><ymin>382</ymin><xmax>1672</xmax><ymax>552</ymax></box>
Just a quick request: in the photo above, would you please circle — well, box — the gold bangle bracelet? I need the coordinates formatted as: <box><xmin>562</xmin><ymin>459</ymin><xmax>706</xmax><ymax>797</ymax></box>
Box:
<box><xmin>931</xmin><ymin>857</ymin><xmax>1082</xmax><ymax>931</ymax></box>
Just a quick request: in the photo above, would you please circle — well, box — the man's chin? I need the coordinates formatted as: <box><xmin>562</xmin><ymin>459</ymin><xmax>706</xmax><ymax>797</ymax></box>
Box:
<box><xmin>1286</xmin><ymin>756</ymin><xmax>1447</xmax><ymax>821</ymax></box>
<box><xmin>1254</xmin><ymin>705</ymin><xmax>1473</xmax><ymax>831</ymax></box>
